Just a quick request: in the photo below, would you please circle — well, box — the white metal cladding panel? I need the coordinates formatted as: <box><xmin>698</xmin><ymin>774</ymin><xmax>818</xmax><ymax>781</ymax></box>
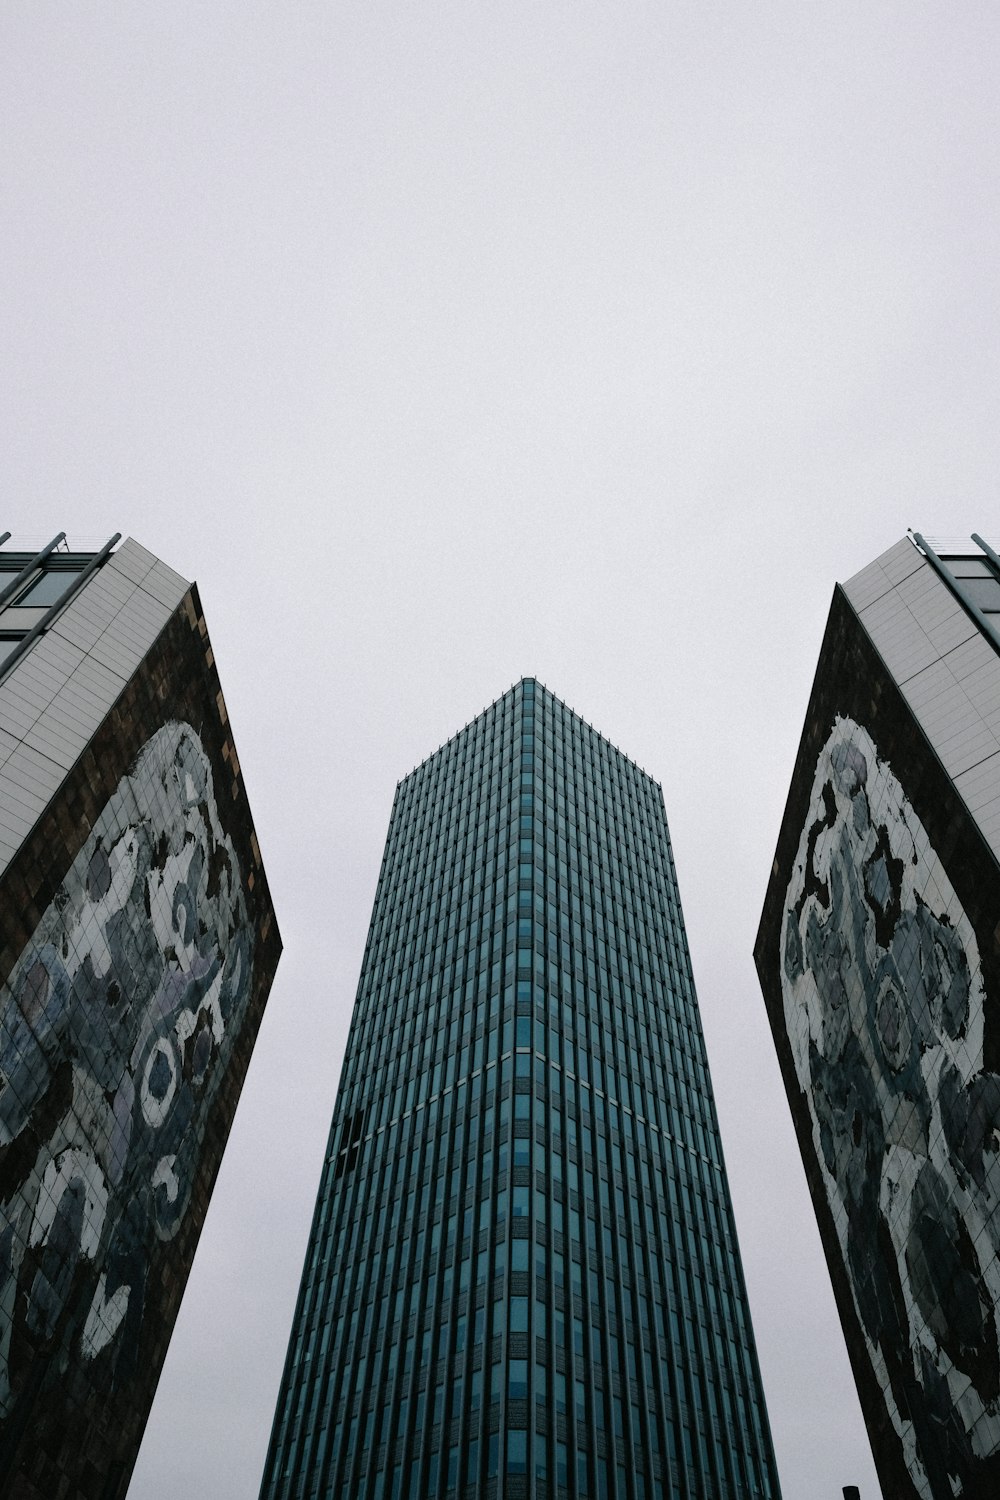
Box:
<box><xmin>0</xmin><ymin>728</ymin><xmax>19</xmax><ymax>773</ymax></box>
<box><xmin>847</xmin><ymin>538</ymin><xmax>1000</xmax><ymax>867</ymax></box>
<box><xmin>21</xmin><ymin>712</ymin><xmax>93</xmax><ymax>774</ymax></box>
<box><xmin>880</xmin><ymin>536</ymin><xmax>927</xmax><ymax>586</ymax></box>
<box><xmin>140</xmin><ymin>558</ymin><xmax>191</xmax><ymax>608</ymax></box>
<box><xmin>0</xmin><ymin>539</ymin><xmax>190</xmax><ymax>879</ymax></box>
<box><xmin>843</xmin><ymin>557</ymin><xmax>896</xmax><ymax>613</ymax></box>
<box><xmin>961</xmin><ymin>667</ymin><xmax>1000</xmax><ymax>740</ymax></box>
<box><xmin>897</xmin><ymin>565</ymin><xmax>982</xmax><ymax>658</ymax></box>
<box><xmin>843</xmin><ymin>537</ymin><xmax>925</xmax><ymax>612</ymax></box>
<box><xmin>855</xmin><ymin>587</ymin><xmax>948</xmax><ymax>684</ymax></box>
<box><xmin>51</xmin><ymin>567</ymin><xmax>146</xmax><ymax>655</ymax></box>
<box><xmin>935</xmin><ymin>721</ymin><xmax>1000</xmax><ymax>780</ymax></box>
<box><xmin>955</xmin><ymin>754</ymin><xmax>1000</xmax><ymax>820</ymax></box>
<box><xmin>105</xmin><ymin>537</ymin><xmax>159</xmax><ymax>585</ymax></box>
<box><xmin>945</xmin><ymin>630</ymin><xmax>998</xmax><ymax>687</ymax></box>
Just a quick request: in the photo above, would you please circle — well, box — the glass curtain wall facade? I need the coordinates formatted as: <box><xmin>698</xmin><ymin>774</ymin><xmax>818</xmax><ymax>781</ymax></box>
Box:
<box><xmin>261</xmin><ymin>679</ymin><xmax>780</xmax><ymax>1500</ymax></box>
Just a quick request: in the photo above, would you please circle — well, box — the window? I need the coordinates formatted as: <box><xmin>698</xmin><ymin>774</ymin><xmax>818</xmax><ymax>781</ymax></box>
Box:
<box><xmin>507</xmin><ymin>1430</ymin><xmax>528</xmax><ymax>1475</ymax></box>
<box><xmin>13</xmin><ymin>566</ymin><xmax>84</xmax><ymax>608</ymax></box>
<box><xmin>534</xmin><ymin>1360</ymin><xmax>547</xmax><ymax>1403</ymax></box>
<box><xmin>963</xmin><ymin>576</ymin><xmax>1000</xmax><ymax>612</ymax></box>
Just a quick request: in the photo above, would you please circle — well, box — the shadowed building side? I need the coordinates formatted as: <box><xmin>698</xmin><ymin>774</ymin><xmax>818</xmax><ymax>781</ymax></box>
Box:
<box><xmin>0</xmin><ymin>535</ymin><xmax>281</xmax><ymax>1499</ymax></box>
<box><xmin>756</xmin><ymin>533</ymin><xmax>1000</xmax><ymax>1500</ymax></box>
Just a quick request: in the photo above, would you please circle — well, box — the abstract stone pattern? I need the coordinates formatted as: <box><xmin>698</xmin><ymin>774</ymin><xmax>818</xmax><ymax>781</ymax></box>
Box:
<box><xmin>0</xmin><ymin>587</ymin><xmax>280</xmax><ymax>1500</ymax></box>
<box><xmin>0</xmin><ymin>721</ymin><xmax>252</xmax><ymax>1423</ymax></box>
<box><xmin>781</xmin><ymin>715</ymin><xmax>1000</xmax><ymax>1499</ymax></box>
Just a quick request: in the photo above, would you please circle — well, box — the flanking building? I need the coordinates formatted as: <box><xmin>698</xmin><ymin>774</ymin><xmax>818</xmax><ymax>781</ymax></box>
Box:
<box><xmin>0</xmin><ymin>533</ymin><xmax>280</xmax><ymax>1499</ymax></box>
<box><xmin>261</xmin><ymin>678</ymin><xmax>780</xmax><ymax>1500</ymax></box>
<box><xmin>756</xmin><ymin>533</ymin><xmax>1000</xmax><ymax>1500</ymax></box>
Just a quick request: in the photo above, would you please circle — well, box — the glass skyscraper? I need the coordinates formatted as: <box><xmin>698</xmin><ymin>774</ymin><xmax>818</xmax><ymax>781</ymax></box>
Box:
<box><xmin>261</xmin><ymin>679</ymin><xmax>780</xmax><ymax>1500</ymax></box>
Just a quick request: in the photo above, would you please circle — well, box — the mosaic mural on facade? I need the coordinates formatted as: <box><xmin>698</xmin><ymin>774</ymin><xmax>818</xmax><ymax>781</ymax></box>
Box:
<box><xmin>781</xmin><ymin>715</ymin><xmax>1000</xmax><ymax>1498</ymax></box>
<box><xmin>0</xmin><ymin>720</ymin><xmax>254</xmax><ymax>1426</ymax></box>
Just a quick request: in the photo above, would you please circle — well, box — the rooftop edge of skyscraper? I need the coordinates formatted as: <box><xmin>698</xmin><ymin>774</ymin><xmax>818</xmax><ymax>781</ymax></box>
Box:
<box><xmin>397</xmin><ymin>677</ymin><xmax>663</xmax><ymax>796</ymax></box>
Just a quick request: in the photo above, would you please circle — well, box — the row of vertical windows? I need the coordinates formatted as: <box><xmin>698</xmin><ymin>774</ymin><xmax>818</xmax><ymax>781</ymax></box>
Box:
<box><xmin>367</xmin><ymin>705</ymin><xmax>695</xmax><ymax>1044</ymax></box>
<box><xmin>260</xmin><ymin>681</ymin><xmax>779</xmax><ymax>1500</ymax></box>
<box><xmin>267</xmin><ymin>1066</ymin><xmax>771</xmax><ymax>1497</ymax></box>
<box><xmin>393</xmin><ymin>684</ymin><xmax>665</xmax><ymax>844</ymax></box>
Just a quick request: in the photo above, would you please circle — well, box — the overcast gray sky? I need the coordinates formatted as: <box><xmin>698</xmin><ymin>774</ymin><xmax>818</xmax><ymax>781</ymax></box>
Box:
<box><xmin>5</xmin><ymin>5</ymin><xmax>1000</xmax><ymax>1497</ymax></box>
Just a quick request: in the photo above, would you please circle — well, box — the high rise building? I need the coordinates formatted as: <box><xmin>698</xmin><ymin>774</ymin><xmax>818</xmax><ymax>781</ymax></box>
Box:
<box><xmin>755</xmin><ymin>533</ymin><xmax>1000</xmax><ymax>1500</ymax></box>
<box><xmin>261</xmin><ymin>678</ymin><xmax>780</xmax><ymax>1500</ymax></box>
<box><xmin>0</xmin><ymin>533</ymin><xmax>281</xmax><ymax>1499</ymax></box>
